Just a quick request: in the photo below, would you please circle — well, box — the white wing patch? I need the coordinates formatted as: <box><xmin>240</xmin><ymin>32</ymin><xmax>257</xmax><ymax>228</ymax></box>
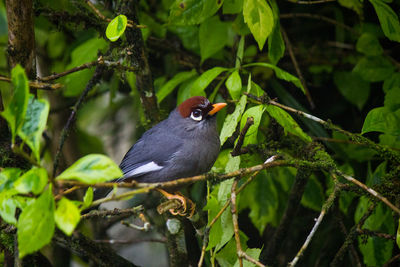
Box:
<box><xmin>125</xmin><ymin>161</ymin><xmax>163</xmax><ymax>177</ymax></box>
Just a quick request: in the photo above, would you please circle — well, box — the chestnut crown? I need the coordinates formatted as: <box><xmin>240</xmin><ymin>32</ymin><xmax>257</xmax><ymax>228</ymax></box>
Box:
<box><xmin>178</xmin><ymin>96</ymin><xmax>226</xmax><ymax>122</ymax></box>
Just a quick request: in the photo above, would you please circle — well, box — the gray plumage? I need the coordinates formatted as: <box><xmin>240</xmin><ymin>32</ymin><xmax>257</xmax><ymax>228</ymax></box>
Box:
<box><xmin>120</xmin><ymin>108</ymin><xmax>220</xmax><ymax>183</ymax></box>
<box><xmin>92</xmin><ymin>96</ymin><xmax>224</xmax><ymax>201</ymax></box>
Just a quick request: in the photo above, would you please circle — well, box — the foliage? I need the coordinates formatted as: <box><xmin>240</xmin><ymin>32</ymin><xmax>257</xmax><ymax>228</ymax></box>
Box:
<box><xmin>0</xmin><ymin>0</ymin><xmax>400</xmax><ymax>266</ymax></box>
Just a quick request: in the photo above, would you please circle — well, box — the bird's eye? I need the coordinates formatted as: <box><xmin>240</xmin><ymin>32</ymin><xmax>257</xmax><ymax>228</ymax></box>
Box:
<box><xmin>190</xmin><ymin>109</ymin><xmax>202</xmax><ymax>121</ymax></box>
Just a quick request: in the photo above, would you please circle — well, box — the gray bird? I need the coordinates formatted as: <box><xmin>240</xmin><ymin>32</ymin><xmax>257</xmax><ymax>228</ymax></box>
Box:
<box><xmin>96</xmin><ymin>96</ymin><xmax>226</xmax><ymax>216</ymax></box>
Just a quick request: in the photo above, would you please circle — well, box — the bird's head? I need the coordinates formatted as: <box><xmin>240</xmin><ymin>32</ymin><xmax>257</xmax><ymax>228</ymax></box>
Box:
<box><xmin>178</xmin><ymin>96</ymin><xmax>226</xmax><ymax>121</ymax></box>
<box><xmin>174</xmin><ymin>96</ymin><xmax>227</xmax><ymax>133</ymax></box>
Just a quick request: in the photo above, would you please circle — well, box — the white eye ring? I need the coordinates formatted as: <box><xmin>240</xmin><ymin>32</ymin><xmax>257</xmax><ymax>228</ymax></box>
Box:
<box><xmin>190</xmin><ymin>110</ymin><xmax>202</xmax><ymax>121</ymax></box>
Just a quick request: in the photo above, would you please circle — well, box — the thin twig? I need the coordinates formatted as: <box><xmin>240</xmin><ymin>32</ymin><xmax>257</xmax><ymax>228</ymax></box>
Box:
<box><xmin>231</xmin><ymin>117</ymin><xmax>254</xmax><ymax>156</ymax></box>
<box><xmin>89</xmin><ymin>160</ymin><xmax>286</xmax><ymax>208</ymax></box>
<box><xmin>335</xmin><ymin>171</ymin><xmax>400</xmax><ymax>215</ymax></box>
<box><xmin>81</xmin><ymin>206</ymin><xmax>143</xmax><ymax>220</ymax></box>
<box><xmin>330</xmin><ymin>204</ymin><xmax>376</xmax><ymax>266</ymax></box>
<box><xmin>231</xmin><ymin>179</ymin><xmax>243</xmax><ymax>267</ymax></box>
<box><xmin>52</xmin><ymin>66</ymin><xmax>104</xmax><ymax>178</ymax></box>
<box><xmin>245</xmin><ymin>92</ymin><xmax>400</xmax><ymax>164</ymax></box>
<box><xmin>383</xmin><ymin>253</ymin><xmax>400</xmax><ymax>267</ymax></box>
<box><xmin>281</xmin><ymin>27</ymin><xmax>315</xmax><ymax>109</ymax></box>
<box><xmin>356</xmin><ymin>229</ymin><xmax>395</xmax><ymax>241</ymax></box>
<box><xmin>288</xmin><ymin>184</ymin><xmax>340</xmax><ymax>267</ymax></box>
<box><xmin>121</xmin><ymin>219</ymin><xmax>150</xmax><ymax>231</ymax></box>
<box><xmin>0</xmin><ymin>75</ymin><xmax>62</xmax><ymax>90</ymax></box>
<box><xmin>231</xmin><ymin>179</ymin><xmax>265</xmax><ymax>267</ymax></box>
<box><xmin>93</xmin><ymin>238</ymin><xmax>166</xmax><ymax>244</ymax></box>
<box><xmin>197</xmin><ymin>168</ymin><xmax>264</xmax><ymax>267</ymax></box>
<box><xmin>38</xmin><ymin>60</ymin><xmax>98</xmax><ymax>81</ymax></box>
<box><xmin>38</xmin><ymin>56</ymin><xmax>136</xmax><ymax>82</ymax></box>
<box><xmin>241</xmin><ymin>252</ymin><xmax>266</xmax><ymax>267</ymax></box>
<box><xmin>280</xmin><ymin>13</ymin><xmax>357</xmax><ymax>34</ymax></box>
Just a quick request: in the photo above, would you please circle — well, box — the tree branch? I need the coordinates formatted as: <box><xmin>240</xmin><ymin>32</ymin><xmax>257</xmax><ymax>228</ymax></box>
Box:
<box><xmin>5</xmin><ymin>0</ymin><xmax>36</xmax><ymax>78</ymax></box>
<box><xmin>231</xmin><ymin>117</ymin><xmax>254</xmax><ymax>156</ymax></box>
<box><xmin>281</xmin><ymin>27</ymin><xmax>315</xmax><ymax>109</ymax></box>
<box><xmin>116</xmin><ymin>0</ymin><xmax>160</xmax><ymax>124</ymax></box>
<box><xmin>288</xmin><ymin>184</ymin><xmax>340</xmax><ymax>266</ymax></box>
<box><xmin>52</xmin><ymin>66</ymin><xmax>104</xmax><ymax>178</ymax></box>
<box><xmin>53</xmin><ymin>231</ymin><xmax>138</xmax><ymax>267</ymax></box>
<box><xmin>245</xmin><ymin>92</ymin><xmax>400</xmax><ymax>164</ymax></box>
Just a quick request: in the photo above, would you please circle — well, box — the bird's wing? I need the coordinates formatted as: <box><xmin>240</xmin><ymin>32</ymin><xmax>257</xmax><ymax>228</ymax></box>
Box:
<box><xmin>119</xmin><ymin>123</ymin><xmax>183</xmax><ymax>179</ymax></box>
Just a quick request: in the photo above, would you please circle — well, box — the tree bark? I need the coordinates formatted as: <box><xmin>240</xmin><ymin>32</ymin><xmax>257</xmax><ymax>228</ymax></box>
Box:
<box><xmin>116</xmin><ymin>0</ymin><xmax>160</xmax><ymax>124</ymax></box>
<box><xmin>5</xmin><ymin>0</ymin><xmax>36</xmax><ymax>78</ymax></box>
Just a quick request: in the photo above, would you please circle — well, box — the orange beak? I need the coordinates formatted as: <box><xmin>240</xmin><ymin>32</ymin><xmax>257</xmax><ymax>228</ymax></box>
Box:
<box><xmin>208</xmin><ymin>103</ymin><xmax>227</xmax><ymax>116</ymax></box>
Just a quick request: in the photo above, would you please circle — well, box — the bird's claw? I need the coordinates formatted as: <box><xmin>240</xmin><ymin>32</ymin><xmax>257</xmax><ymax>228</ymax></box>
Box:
<box><xmin>157</xmin><ymin>189</ymin><xmax>196</xmax><ymax>218</ymax></box>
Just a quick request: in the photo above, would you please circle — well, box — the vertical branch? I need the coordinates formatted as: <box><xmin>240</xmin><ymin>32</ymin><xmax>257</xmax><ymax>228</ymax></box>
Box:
<box><xmin>231</xmin><ymin>179</ymin><xmax>243</xmax><ymax>267</ymax></box>
<box><xmin>165</xmin><ymin>218</ymin><xmax>189</xmax><ymax>267</ymax></box>
<box><xmin>260</xmin><ymin>167</ymin><xmax>311</xmax><ymax>264</ymax></box>
<box><xmin>330</xmin><ymin>204</ymin><xmax>376</xmax><ymax>267</ymax></box>
<box><xmin>230</xmin><ymin>179</ymin><xmax>266</xmax><ymax>267</ymax></box>
<box><xmin>281</xmin><ymin>27</ymin><xmax>314</xmax><ymax>109</ymax></box>
<box><xmin>5</xmin><ymin>0</ymin><xmax>36</xmax><ymax>78</ymax></box>
<box><xmin>288</xmin><ymin>185</ymin><xmax>340</xmax><ymax>267</ymax></box>
<box><xmin>52</xmin><ymin>66</ymin><xmax>104</xmax><ymax>177</ymax></box>
<box><xmin>116</xmin><ymin>0</ymin><xmax>160</xmax><ymax>124</ymax></box>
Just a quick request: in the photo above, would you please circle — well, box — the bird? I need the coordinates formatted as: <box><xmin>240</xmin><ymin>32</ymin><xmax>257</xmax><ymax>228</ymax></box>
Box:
<box><xmin>96</xmin><ymin>96</ymin><xmax>226</xmax><ymax>216</ymax></box>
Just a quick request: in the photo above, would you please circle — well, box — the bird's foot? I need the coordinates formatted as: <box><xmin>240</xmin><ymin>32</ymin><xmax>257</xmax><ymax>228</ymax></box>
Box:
<box><xmin>157</xmin><ymin>189</ymin><xmax>196</xmax><ymax>218</ymax></box>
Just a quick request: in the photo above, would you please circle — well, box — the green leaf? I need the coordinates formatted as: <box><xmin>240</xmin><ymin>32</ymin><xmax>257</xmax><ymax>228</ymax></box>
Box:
<box><xmin>338</xmin><ymin>0</ymin><xmax>363</xmax><ymax>15</ymax></box>
<box><xmin>82</xmin><ymin>187</ymin><xmax>93</xmax><ymax>210</ymax></box>
<box><xmin>243</xmin><ymin>62</ymin><xmax>305</xmax><ymax>93</ymax></box>
<box><xmin>55</xmin><ymin>197</ymin><xmax>81</xmax><ymax>236</ymax></box>
<box><xmin>177</xmin><ymin>78</ymin><xmax>197</xmax><ymax>105</ymax></box>
<box><xmin>190</xmin><ymin>67</ymin><xmax>228</xmax><ymax>96</ymax></box>
<box><xmin>355</xmin><ymin>200</ymin><xmax>394</xmax><ymax>266</ymax></box>
<box><xmin>0</xmin><ymin>168</ymin><xmax>22</xmax><ymax>192</ymax></box>
<box><xmin>225</xmin><ymin>70</ymin><xmax>242</xmax><ymax>100</ymax></box>
<box><xmin>239</xmin><ymin>105</ymin><xmax>265</xmax><ymax>146</ymax></box>
<box><xmin>216</xmin><ymin>232</ymin><xmax>249</xmax><ymax>267</ymax></box>
<box><xmin>223</xmin><ymin>0</ymin><xmax>243</xmax><ymax>14</ymax></box>
<box><xmin>243</xmin><ymin>0</ymin><xmax>274</xmax><ymax>50</ymax></box>
<box><xmin>369</xmin><ymin>0</ymin><xmax>400</xmax><ymax>42</ymax></box>
<box><xmin>216</xmin><ymin>180</ymin><xmax>234</xmax><ymax>250</ymax></box>
<box><xmin>301</xmin><ymin>175</ymin><xmax>324</xmax><ymax>211</ymax></box>
<box><xmin>14</xmin><ymin>167</ymin><xmax>48</xmax><ymax>195</ymax></box>
<box><xmin>206</xmin><ymin>177</ymin><xmax>236</xmax><ymax>251</ymax></box>
<box><xmin>18</xmin><ymin>187</ymin><xmax>55</xmax><ymax>258</ymax></box>
<box><xmin>106</xmin><ymin>15</ymin><xmax>127</xmax><ymax>42</ymax></box>
<box><xmin>199</xmin><ymin>16</ymin><xmax>230</xmax><ymax>62</ymax></box>
<box><xmin>356</xmin><ymin>33</ymin><xmax>383</xmax><ymax>56</ymax></box>
<box><xmin>384</xmin><ymin>86</ymin><xmax>400</xmax><ymax>111</ymax></box>
<box><xmin>267</xmin><ymin>0</ymin><xmax>285</xmax><ymax>65</ymax></box>
<box><xmin>383</xmin><ymin>72</ymin><xmax>400</xmax><ymax>93</ymax></box>
<box><xmin>17</xmin><ymin>96</ymin><xmax>49</xmax><ymax>161</ymax></box>
<box><xmin>362</xmin><ymin>107</ymin><xmax>400</xmax><ymax>135</ymax></box>
<box><xmin>156</xmin><ymin>70</ymin><xmax>197</xmax><ymax>103</ymax></box>
<box><xmin>235</xmin><ymin>36</ymin><xmax>245</xmax><ymax>68</ymax></box>
<box><xmin>0</xmin><ymin>65</ymin><xmax>29</xmax><ymax>143</ymax></box>
<box><xmin>265</xmin><ymin>105</ymin><xmax>312</xmax><ymax>142</ymax></box>
<box><xmin>169</xmin><ymin>0</ymin><xmax>223</xmax><ymax>25</ymax></box>
<box><xmin>62</xmin><ymin>38</ymin><xmax>108</xmax><ymax>96</ymax></box>
<box><xmin>240</xmin><ymin>171</ymin><xmax>279</xmax><ymax>233</ymax></box>
<box><xmin>353</xmin><ymin>56</ymin><xmax>395</xmax><ymax>82</ymax></box>
<box><xmin>333</xmin><ymin>71</ymin><xmax>370</xmax><ymax>110</ymax></box>
<box><xmin>220</xmin><ymin>95</ymin><xmax>247</xmax><ymax>145</ymax></box>
<box><xmin>0</xmin><ymin>194</ymin><xmax>18</xmax><ymax>224</ymax></box>
<box><xmin>55</xmin><ymin>154</ymin><xmax>123</xmax><ymax>184</ymax></box>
